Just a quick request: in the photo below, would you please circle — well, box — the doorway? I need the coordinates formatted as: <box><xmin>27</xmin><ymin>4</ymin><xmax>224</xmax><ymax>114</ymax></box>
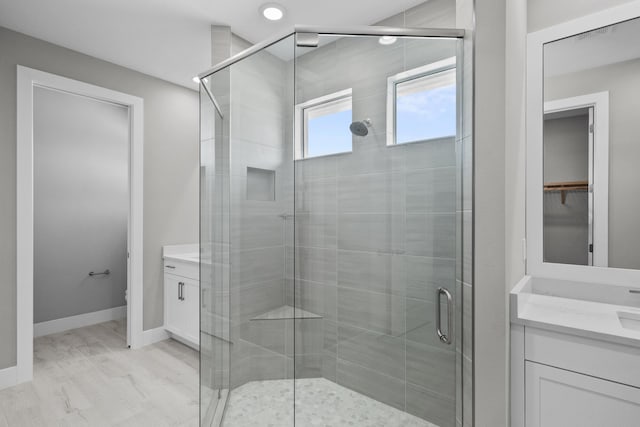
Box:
<box><xmin>16</xmin><ymin>66</ymin><xmax>144</xmax><ymax>384</ymax></box>
<box><xmin>33</xmin><ymin>86</ymin><xmax>129</xmax><ymax>338</ymax></box>
<box><xmin>543</xmin><ymin>91</ymin><xmax>609</xmax><ymax>267</ymax></box>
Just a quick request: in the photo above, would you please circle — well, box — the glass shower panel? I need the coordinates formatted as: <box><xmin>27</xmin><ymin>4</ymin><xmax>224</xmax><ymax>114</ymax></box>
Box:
<box><xmin>200</xmin><ymin>74</ymin><xmax>230</xmax><ymax>426</ymax></box>
<box><xmin>293</xmin><ymin>34</ymin><xmax>461</xmax><ymax>427</ymax></box>
<box><xmin>202</xmin><ymin>34</ymin><xmax>296</xmax><ymax>427</ymax></box>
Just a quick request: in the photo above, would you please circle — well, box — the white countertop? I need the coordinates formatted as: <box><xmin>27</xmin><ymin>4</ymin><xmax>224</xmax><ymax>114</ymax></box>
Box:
<box><xmin>511</xmin><ymin>275</ymin><xmax>640</xmax><ymax>348</ymax></box>
<box><xmin>164</xmin><ymin>252</ymin><xmax>200</xmax><ymax>264</ymax></box>
<box><xmin>162</xmin><ymin>244</ymin><xmax>199</xmax><ymax>264</ymax></box>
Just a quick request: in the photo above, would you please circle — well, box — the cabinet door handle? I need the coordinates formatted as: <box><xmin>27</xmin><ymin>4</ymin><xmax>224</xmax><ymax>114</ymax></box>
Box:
<box><xmin>166</xmin><ymin>265</ymin><xmax>176</xmax><ymax>269</ymax></box>
<box><xmin>178</xmin><ymin>282</ymin><xmax>184</xmax><ymax>301</ymax></box>
<box><xmin>436</xmin><ymin>287</ymin><xmax>453</xmax><ymax>345</ymax></box>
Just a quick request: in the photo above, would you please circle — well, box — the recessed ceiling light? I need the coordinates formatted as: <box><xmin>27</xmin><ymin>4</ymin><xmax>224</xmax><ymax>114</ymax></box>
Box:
<box><xmin>260</xmin><ymin>3</ymin><xmax>285</xmax><ymax>21</ymax></box>
<box><xmin>379</xmin><ymin>36</ymin><xmax>397</xmax><ymax>45</ymax></box>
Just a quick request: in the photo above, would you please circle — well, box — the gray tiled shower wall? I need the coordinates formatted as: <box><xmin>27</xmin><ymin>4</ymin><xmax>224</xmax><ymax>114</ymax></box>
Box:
<box><xmin>224</xmin><ymin>39</ymin><xmax>296</xmax><ymax>390</ymax></box>
<box><xmin>287</xmin><ymin>34</ymin><xmax>460</xmax><ymax>427</ymax></box>
<box><xmin>207</xmin><ymin>3</ymin><xmax>472</xmax><ymax>427</ymax></box>
<box><xmin>289</xmin><ymin>139</ymin><xmax>458</xmax><ymax>427</ymax></box>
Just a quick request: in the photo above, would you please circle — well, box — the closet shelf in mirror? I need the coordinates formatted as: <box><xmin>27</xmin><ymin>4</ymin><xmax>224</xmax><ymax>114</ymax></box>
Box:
<box><xmin>544</xmin><ymin>180</ymin><xmax>589</xmax><ymax>204</ymax></box>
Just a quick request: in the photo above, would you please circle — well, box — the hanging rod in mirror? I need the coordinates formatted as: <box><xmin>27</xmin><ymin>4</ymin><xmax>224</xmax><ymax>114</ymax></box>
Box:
<box><xmin>544</xmin><ymin>180</ymin><xmax>588</xmax><ymax>204</ymax></box>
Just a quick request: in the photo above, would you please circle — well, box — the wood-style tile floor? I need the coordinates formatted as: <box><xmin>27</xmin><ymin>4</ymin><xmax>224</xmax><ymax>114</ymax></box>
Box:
<box><xmin>0</xmin><ymin>320</ymin><xmax>199</xmax><ymax>427</ymax></box>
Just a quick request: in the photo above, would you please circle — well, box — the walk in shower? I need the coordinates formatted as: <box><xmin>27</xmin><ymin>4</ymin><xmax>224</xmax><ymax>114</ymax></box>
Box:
<box><xmin>199</xmin><ymin>26</ymin><xmax>473</xmax><ymax>427</ymax></box>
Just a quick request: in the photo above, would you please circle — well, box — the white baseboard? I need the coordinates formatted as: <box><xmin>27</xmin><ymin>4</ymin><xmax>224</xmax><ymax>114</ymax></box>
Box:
<box><xmin>141</xmin><ymin>326</ymin><xmax>170</xmax><ymax>346</ymax></box>
<box><xmin>167</xmin><ymin>332</ymin><xmax>199</xmax><ymax>350</ymax></box>
<box><xmin>34</xmin><ymin>306</ymin><xmax>126</xmax><ymax>338</ymax></box>
<box><xmin>0</xmin><ymin>366</ymin><xmax>17</xmax><ymax>391</ymax></box>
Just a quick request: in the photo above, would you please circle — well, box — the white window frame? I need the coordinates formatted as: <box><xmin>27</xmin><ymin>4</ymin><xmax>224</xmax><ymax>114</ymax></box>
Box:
<box><xmin>295</xmin><ymin>88</ymin><xmax>352</xmax><ymax>159</ymax></box>
<box><xmin>386</xmin><ymin>57</ymin><xmax>457</xmax><ymax>146</ymax></box>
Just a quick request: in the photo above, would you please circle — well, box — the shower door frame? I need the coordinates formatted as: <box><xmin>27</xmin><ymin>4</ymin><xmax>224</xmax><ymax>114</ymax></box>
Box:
<box><xmin>199</xmin><ymin>25</ymin><xmax>470</xmax><ymax>427</ymax></box>
<box><xmin>198</xmin><ymin>26</ymin><xmax>466</xmax><ymax>80</ymax></box>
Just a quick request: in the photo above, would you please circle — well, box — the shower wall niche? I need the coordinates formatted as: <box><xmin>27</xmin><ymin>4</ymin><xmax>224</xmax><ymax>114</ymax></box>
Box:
<box><xmin>200</xmin><ymin>28</ymin><xmax>472</xmax><ymax>427</ymax></box>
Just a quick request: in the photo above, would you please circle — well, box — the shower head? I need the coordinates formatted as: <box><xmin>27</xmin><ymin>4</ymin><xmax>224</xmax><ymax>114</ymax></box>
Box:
<box><xmin>349</xmin><ymin>118</ymin><xmax>372</xmax><ymax>137</ymax></box>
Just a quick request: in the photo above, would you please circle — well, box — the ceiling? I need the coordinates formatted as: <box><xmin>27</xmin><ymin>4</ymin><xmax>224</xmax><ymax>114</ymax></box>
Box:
<box><xmin>545</xmin><ymin>16</ymin><xmax>640</xmax><ymax>77</ymax></box>
<box><xmin>0</xmin><ymin>0</ymin><xmax>426</xmax><ymax>89</ymax></box>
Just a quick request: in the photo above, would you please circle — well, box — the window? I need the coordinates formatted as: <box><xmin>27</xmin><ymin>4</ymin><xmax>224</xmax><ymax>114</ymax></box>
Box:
<box><xmin>296</xmin><ymin>89</ymin><xmax>352</xmax><ymax>159</ymax></box>
<box><xmin>387</xmin><ymin>58</ymin><xmax>457</xmax><ymax>145</ymax></box>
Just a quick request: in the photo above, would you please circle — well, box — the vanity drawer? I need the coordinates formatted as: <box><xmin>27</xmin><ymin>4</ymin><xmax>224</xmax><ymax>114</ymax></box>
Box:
<box><xmin>163</xmin><ymin>259</ymin><xmax>199</xmax><ymax>280</ymax></box>
<box><xmin>525</xmin><ymin>327</ymin><xmax>640</xmax><ymax>389</ymax></box>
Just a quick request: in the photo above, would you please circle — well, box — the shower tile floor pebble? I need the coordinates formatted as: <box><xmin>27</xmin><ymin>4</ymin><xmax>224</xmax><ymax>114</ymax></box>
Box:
<box><xmin>222</xmin><ymin>378</ymin><xmax>439</xmax><ymax>427</ymax></box>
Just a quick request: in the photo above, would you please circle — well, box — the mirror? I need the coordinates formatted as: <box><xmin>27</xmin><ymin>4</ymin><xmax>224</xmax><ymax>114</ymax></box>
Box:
<box><xmin>542</xmin><ymin>16</ymin><xmax>640</xmax><ymax>270</ymax></box>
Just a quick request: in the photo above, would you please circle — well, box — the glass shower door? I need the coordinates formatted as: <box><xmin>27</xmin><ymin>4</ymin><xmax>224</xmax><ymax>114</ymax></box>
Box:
<box><xmin>292</xmin><ymin>33</ymin><xmax>462</xmax><ymax>427</ymax></box>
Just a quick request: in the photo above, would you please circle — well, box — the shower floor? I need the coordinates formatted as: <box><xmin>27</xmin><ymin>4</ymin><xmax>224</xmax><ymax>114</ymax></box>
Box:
<box><xmin>222</xmin><ymin>377</ymin><xmax>439</xmax><ymax>427</ymax></box>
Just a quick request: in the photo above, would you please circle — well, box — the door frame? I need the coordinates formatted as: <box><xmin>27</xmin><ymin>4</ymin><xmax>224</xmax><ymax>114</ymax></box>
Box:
<box><xmin>543</xmin><ymin>92</ymin><xmax>609</xmax><ymax>267</ymax></box>
<box><xmin>16</xmin><ymin>65</ymin><xmax>145</xmax><ymax>384</ymax></box>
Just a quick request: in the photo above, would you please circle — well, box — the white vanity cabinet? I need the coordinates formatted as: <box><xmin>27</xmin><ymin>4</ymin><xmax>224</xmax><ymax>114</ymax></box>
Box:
<box><xmin>163</xmin><ymin>257</ymin><xmax>199</xmax><ymax>349</ymax></box>
<box><xmin>512</xmin><ymin>321</ymin><xmax>640</xmax><ymax>427</ymax></box>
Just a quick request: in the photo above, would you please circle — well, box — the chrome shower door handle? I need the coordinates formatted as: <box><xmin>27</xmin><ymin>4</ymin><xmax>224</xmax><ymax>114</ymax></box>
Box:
<box><xmin>436</xmin><ymin>287</ymin><xmax>453</xmax><ymax>345</ymax></box>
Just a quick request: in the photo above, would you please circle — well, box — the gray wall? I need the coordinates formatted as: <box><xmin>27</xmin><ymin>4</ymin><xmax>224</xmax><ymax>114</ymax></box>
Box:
<box><xmin>469</xmin><ymin>0</ymin><xmax>509</xmax><ymax>426</ymax></box>
<box><xmin>34</xmin><ymin>87</ymin><xmax>129</xmax><ymax>323</ymax></box>
<box><xmin>543</xmin><ymin>114</ymin><xmax>589</xmax><ymax>266</ymax></box>
<box><xmin>543</xmin><ymin>115</ymin><xmax>589</xmax><ymax>183</ymax></box>
<box><xmin>546</xmin><ymin>58</ymin><xmax>640</xmax><ymax>270</ymax></box>
<box><xmin>543</xmin><ymin>191</ymin><xmax>589</xmax><ymax>265</ymax></box>
<box><xmin>0</xmin><ymin>26</ymin><xmax>199</xmax><ymax>368</ymax></box>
